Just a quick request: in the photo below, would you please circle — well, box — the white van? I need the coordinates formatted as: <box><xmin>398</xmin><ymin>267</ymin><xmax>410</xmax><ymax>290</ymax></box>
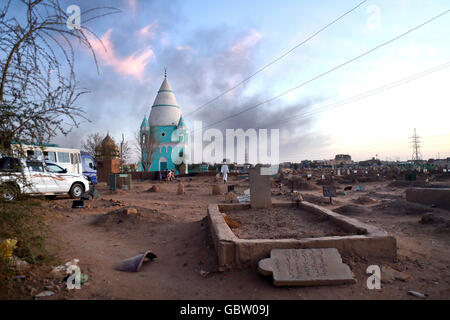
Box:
<box><xmin>0</xmin><ymin>157</ymin><xmax>90</xmax><ymax>201</ymax></box>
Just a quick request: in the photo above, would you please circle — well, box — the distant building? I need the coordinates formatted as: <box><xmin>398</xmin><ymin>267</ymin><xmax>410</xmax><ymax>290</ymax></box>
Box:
<box><xmin>334</xmin><ymin>154</ymin><xmax>352</xmax><ymax>165</ymax></box>
<box><xmin>95</xmin><ymin>133</ymin><xmax>120</xmax><ymax>160</ymax></box>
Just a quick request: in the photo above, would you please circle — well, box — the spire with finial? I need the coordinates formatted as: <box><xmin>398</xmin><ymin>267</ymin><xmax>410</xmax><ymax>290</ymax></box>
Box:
<box><xmin>164</xmin><ymin>67</ymin><xmax>167</xmax><ymax>79</ymax></box>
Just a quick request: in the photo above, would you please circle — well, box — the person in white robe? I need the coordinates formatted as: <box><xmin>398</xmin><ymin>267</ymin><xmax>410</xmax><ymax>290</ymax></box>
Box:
<box><xmin>220</xmin><ymin>162</ymin><xmax>229</xmax><ymax>183</ymax></box>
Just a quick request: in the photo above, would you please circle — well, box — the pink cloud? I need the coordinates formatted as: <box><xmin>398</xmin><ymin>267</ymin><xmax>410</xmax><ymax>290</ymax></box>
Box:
<box><xmin>230</xmin><ymin>29</ymin><xmax>263</xmax><ymax>56</ymax></box>
<box><xmin>90</xmin><ymin>29</ymin><xmax>154</xmax><ymax>79</ymax></box>
<box><xmin>139</xmin><ymin>21</ymin><xmax>158</xmax><ymax>39</ymax></box>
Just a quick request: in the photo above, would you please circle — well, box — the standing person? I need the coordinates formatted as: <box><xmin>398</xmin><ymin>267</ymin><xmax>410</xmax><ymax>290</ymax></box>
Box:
<box><xmin>220</xmin><ymin>161</ymin><xmax>229</xmax><ymax>184</ymax></box>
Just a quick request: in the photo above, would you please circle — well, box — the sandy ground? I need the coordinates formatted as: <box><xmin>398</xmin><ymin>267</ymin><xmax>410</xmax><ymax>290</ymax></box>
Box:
<box><xmin>13</xmin><ymin>175</ymin><xmax>450</xmax><ymax>299</ymax></box>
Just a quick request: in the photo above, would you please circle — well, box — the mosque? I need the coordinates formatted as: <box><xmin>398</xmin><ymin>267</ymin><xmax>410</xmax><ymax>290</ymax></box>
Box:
<box><xmin>138</xmin><ymin>71</ymin><xmax>188</xmax><ymax>174</ymax></box>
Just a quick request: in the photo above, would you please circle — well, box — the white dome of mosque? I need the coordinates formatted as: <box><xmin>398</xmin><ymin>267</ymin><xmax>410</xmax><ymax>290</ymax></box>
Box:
<box><xmin>148</xmin><ymin>73</ymin><xmax>181</xmax><ymax>126</ymax></box>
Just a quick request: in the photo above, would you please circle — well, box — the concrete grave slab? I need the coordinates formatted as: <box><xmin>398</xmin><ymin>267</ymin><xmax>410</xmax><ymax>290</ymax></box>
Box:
<box><xmin>258</xmin><ymin>248</ymin><xmax>356</xmax><ymax>287</ymax></box>
<box><xmin>207</xmin><ymin>201</ymin><xmax>397</xmax><ymax>271</ymax></box>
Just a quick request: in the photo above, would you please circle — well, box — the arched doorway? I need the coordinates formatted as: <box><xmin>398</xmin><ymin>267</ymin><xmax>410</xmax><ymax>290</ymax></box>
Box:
<box><xmin>159</xmin><ymin>156</ymin><xmax>168</xmax><ymax>171</ymax></box>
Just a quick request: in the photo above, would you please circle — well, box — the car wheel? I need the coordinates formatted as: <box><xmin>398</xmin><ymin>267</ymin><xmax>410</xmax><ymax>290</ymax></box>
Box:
<box><xmin>69</xmin><ymin>183</ymin><xmax>84</xmax><ymax>198</ymax></box>
<box><xmin>0</xmin><ymin>183</ymin><xmax>19</xmax><ymax>201</ymax></box>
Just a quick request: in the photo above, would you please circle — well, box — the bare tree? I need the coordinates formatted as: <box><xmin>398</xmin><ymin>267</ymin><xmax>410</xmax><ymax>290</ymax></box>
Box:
<box><xmin>0</xmin><ymin>0</ymin><xmax>119</xmax><ymax>153</ymax></box>
<box><xmin>134</xmin><ymin>129</ymin><xmax>158</xmax><ymax>171</ymax></box>
<box><xmin>119</xmin><ymin>133</ymin><xmax>132</xmax><ymax>166</ymax></box>
<box><xmin>81</xmin><ymin>132</ymin><xmax>103</xmax><ymax>157</ymax></box>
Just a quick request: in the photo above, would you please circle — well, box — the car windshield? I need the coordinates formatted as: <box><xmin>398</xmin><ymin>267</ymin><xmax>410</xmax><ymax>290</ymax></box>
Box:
<box><xmin>45</xmin><ymin>163</ymin><xmax>66</xmax><ymax>173</ymax></box>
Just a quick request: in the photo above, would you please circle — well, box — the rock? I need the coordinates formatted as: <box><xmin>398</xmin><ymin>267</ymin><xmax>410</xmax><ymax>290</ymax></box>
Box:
<box><xmin>291</xmin><ymin>192</ymin><xmax>304</xmax><ymax>202</ymax></box>
<box><xmin>50</xmin><ymin>265</ymin><xmax>66</xmax><ymax>279</ymax></box>
<box><xmin>224</xmin><ymin>192</ymin><xmax>238</xmax><ymax>203</ymax></box>
<box><xmin>199</xmin><ymin>270</ymin><xmax>209</xmax><ymax>277</ymax></box>
<box><xmin>123</xmin><ymin>207</ymin><xmax>138</xmax><ymax>215</ymax></box>
<box><xmin>420</xmin><ymin>213</ymin><xmax>444</xmax><ymax>224</ymax></box>
<box><xmin>9</xmin><ymin>256</ymin><xmax>31</xmax><ymax>272</ymax></box>
<box><xmin>35</xmin><ymin>290</ymin><xmax>54</xmax><ymax>299</ymax></box>
<box><xmin>177</xmin><ymin>183</ymin><xmax>185</xmax><ymax>195</ymax></box>
<box><xmin>382</xmin><ymin>266</ymin><xmax>410</xmax><ymax>283</ymax></box>
<box><xmin>258</xmin><ymin>248</ymin><xmax>356</xmax><ymax>287</ymax></box>
<box><xmin>212</xmin><ymin>184</ymin><xmax>222</xmax><ymax>195</ymax></box>
<box><xmin>147</xmin><ymin>185</ymin><xmax>161</xmax><ymax>193</ymax></box>
<box><xmin>408</xmin><ymin>290</ymin><xmax>427</xmax><ymax>299</ymax></box>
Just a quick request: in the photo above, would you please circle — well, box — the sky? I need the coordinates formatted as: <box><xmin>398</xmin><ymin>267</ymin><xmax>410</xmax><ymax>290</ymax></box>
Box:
<box><xmin>11</xmin><ymin>0</ymin><xmax>450</xmax><ymax>163</ymax></box>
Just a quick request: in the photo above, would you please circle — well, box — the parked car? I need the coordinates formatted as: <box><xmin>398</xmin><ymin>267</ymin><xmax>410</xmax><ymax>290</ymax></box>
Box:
<box><xmin>0</xmin><ymin>157</ymin><xmax>90</xmax><ymax>201</ymax></box>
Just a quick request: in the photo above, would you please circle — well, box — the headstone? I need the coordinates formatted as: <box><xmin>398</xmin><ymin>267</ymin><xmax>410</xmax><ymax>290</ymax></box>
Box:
<box><xmin>322</xmin><ymin>186</ymin><xmax>336</xmax><ymax>198</ymax></box>
<box><xmin>337</xmin><ymin>169</ymin><xmax>341</xmax><ymax>176</ymax></box>
<box><xmin>249</xmin><ymin>164</ymin><xmax>272</xmax><ymax>209</ymax></box>
<box><xmin>212</xmin><ymin>183</ymin><xmax>222</xmax><ymax>195</ymax></box>
<box><xmin>225</xmin><ymin>191</ymin><xmax>238</xmax><ymax>203</ymax></box>
<box><xmin>177</xmin><ymin>183</ymin><xmax>185</xmax><ymax>195</ymax></box>
<box><xmin>258</xmin><ymin>248</ymin><xmax>356</xmax><ymax>287</ymax></box>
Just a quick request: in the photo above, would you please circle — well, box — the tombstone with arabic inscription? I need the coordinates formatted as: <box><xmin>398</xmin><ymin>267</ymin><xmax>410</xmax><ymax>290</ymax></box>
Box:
<box><xmin>258</xmin><ymin>248</ymin><xmax>356</xmax><ymax>286</ymax></box>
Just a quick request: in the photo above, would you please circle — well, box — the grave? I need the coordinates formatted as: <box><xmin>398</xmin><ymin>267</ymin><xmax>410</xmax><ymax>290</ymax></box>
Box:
<box><xmin>207</xmin><ymin>201</ymin><xmax>396</xmax><ymax>270</ymax></box>
<box><xmin>249</xmin><ymin>164</ymin><xmax>272</xmax><ymax>209</ymax></box>
<box><xmin>258</xmin><ymin>248</ymin><xmax>356</xmax><ymax>287</ymax></box>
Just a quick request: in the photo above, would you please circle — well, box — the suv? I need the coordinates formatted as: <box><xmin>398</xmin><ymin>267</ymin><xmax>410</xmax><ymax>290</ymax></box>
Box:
<box><xmin>0</xmin><ymin>157</ymin><xmax>90</xmax><ymax>201</ymax></box>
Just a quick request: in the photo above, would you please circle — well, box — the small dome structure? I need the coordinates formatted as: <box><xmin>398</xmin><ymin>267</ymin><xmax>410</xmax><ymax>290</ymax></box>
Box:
<box><xmin>95</xmin><ymin>133</ymin><xmax>120</xmax><ymax>160</ymax></box>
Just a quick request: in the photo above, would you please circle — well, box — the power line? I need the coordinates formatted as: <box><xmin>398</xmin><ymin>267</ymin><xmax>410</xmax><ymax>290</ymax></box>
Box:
<box><xmin>184</xmin><ymin>0</ymin><xmax>368</xmax><ymax>118</ymax></box>
<box><xmin>190</xmin><ymin>9</ymin><xmax>449</xmax><ymax>134</ymax></box>
<box><xmin>244</xmin><ymin>61</ymin><xmax>450</xmax><ymax>160</ymax></box>
<box><xmin>266</xmin><ymin>61</ymin><xmax>450</xmax><ymax>127</ymax></box>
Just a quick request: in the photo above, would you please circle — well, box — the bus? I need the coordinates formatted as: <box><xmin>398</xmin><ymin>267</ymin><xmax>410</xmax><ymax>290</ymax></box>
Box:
<box><xmin>11</xmin><ymin>143</ymin><xmax>83</xmax><ymax>174</ymax></box>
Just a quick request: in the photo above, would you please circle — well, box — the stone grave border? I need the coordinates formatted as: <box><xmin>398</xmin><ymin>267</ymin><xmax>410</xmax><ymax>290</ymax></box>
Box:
<box><xmin>207</xmin><ymin>201</ymin><xmax>397</xmax><ymax>271</ymax></box>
